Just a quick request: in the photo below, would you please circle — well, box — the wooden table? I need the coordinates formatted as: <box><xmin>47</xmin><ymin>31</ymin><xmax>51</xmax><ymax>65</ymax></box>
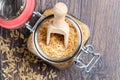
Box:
<box><xmin>0</xmin><ymin>0</ymin><xmax>120</xmax><ymax>80</ymax></box>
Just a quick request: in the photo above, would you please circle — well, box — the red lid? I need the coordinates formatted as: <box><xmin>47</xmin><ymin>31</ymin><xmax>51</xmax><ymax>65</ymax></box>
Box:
<box><xmin>0</xmin><ymin>0</ymin><xmax>35</xmax><ymax>29</ymax></box>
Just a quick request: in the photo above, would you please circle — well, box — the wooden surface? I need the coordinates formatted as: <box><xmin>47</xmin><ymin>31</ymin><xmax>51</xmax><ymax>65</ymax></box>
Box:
<box><xmin>0</xmin><ymin>0</ymin><xmax>120</xmax><ymax>80</ymax></box>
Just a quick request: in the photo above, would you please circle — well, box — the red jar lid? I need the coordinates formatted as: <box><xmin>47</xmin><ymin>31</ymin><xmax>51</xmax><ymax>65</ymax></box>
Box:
<box><xmin>0</xmin><ymin>0</ymin><xmax>35</xmax><ymax>29</ymax></box>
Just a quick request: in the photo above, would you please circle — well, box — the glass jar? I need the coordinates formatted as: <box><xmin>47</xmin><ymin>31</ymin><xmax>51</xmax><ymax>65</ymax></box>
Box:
<box><xmin>27</xmin><ymin>13</ymin><xmax>100</xmax><ymax>72</ymax></box>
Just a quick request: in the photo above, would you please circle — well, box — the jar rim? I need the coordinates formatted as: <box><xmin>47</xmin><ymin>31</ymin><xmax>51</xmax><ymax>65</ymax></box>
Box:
<box><xmin>0</xmin><ymin>0</ymin><xmax>35</xmax><ymax>29</ymax></box>
<box><xmin>33</xmin><ymin>15</ymin><xmax>82</xmax><ymax>63</ymax></box>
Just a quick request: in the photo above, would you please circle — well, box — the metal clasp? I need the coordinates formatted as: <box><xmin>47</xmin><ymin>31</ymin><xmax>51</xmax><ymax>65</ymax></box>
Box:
<box><xmin>74</xmin><ymin>44</ymin><xmax>100</xmax><ymax>72</ymax></box>
<box><xmin>25</xmin><ymin>11</ymin><xmax>44</xmax><ymax>32</ymax></box>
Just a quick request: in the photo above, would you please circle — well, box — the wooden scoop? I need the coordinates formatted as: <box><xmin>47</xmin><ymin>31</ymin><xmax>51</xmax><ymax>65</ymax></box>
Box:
<box><xmin>47</xmin><ymin>2</ymin><xmax>69</xmax><ymax>48</ymax></box>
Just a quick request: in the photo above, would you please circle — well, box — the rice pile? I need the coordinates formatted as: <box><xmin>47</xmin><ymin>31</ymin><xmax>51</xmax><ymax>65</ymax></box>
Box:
<box><xmin>38</xmin><ymin>19</ymin><xmax>78</xmax><ymax>60</ymax></box>
<box><xmin>0</xmin><ymin>29</ymin><xmax>57</xmax><ymax>80</ymax></box>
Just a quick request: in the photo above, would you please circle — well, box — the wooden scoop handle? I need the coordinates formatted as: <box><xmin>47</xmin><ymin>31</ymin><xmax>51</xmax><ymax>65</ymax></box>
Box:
<box><xmin>53</xmin><ymin>2</ymin><xmax>68</xmax><ymax>28</ymax></box>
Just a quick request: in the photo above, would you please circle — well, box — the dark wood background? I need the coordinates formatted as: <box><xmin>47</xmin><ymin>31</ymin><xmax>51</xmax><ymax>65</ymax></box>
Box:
<box><xmin>0</xmin><ymin>0</ymin><xmax>120</xmax><ymax>80</ymax></box>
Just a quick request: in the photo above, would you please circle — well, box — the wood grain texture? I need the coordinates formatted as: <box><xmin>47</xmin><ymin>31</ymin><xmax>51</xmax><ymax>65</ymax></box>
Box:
<box><xmin>0</xmin><ymin>0</ymin><xmax>120</xmax><ymax>80</ymax></box>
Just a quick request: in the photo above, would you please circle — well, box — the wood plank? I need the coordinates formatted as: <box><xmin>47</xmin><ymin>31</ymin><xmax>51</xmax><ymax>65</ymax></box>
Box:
<box><xmin>0</xmin><ymin>19</ymin><xmax>1</xmax><ymax>79</ymax></box>
<box><xmin>80</xmin><ymin>0</ymin><xmax>120</xmax><ymax>80</ymax></box>
<box><xmin>0</xmin><ymin>0</ymin><xmax>120</xmax><ymax>80</ymax></box>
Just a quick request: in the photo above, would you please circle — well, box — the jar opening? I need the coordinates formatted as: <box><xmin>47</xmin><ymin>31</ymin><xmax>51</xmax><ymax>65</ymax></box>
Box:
<box><xmin>34</xmin><ymin>15</ymin><xmax>82</xmax><ymax>62</ymax></box>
